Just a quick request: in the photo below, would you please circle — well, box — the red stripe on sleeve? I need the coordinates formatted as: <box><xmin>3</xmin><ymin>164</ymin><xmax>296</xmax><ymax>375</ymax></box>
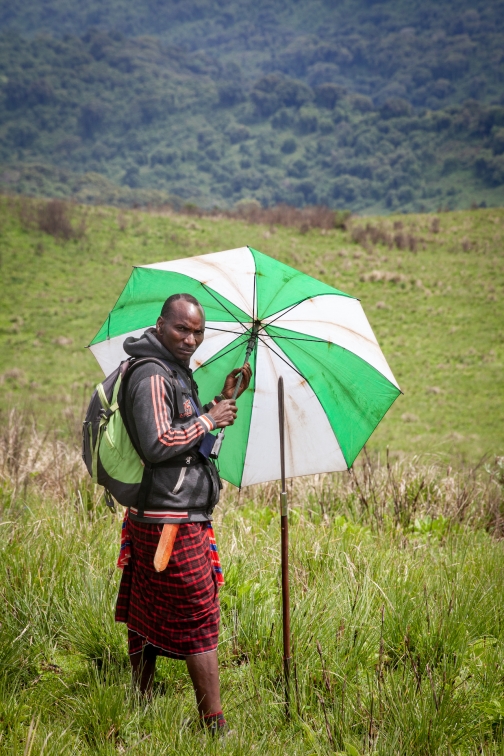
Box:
<box><xmin>151</xmin><ymin>375</ymin><xmax>163</xmax><ymax>438</ymax></box>
<box><xmin>150</xmin><ymin>373</ymin><xmax>206</xmax><ymax>449</ymax></box>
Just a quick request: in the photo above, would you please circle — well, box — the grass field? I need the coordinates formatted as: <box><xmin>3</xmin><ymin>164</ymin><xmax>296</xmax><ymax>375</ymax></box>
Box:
<box><xmin>0</xmin><ymin>418</ymin><xmax>504</xmax><ymax>755</ymax></box>
<box><xmin>0</xmin><ymin>195</ymin><xmax>503</xmax><ymax>754</ymax></box>
<box><xmin>0</xmin><ymin>195</ymin><xmax>503</xmax><ymax>461</ymax></box>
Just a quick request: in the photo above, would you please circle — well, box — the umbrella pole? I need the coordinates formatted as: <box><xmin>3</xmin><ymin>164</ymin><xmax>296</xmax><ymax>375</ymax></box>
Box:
<box><xmin>278</xmin><ymin>376</ymin><xmax>291</xmax><ymax>718</ymax></box>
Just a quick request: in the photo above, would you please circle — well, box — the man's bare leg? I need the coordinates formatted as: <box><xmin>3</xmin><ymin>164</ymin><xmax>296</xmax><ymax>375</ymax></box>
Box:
<box><xmin>185</xmin><ymin>650</ymin><xmax>222</xmax><ymax>716</ymax></box>
<box><xmin>130</xmin><ymin>650</ymin><xmax>156</xmax><ymax>696</ymax></box>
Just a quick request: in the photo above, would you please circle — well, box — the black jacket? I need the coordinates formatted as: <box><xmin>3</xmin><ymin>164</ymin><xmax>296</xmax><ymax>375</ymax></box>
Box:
<box><xmin>122</xmin><ymin>329</ymin><xmax>221</xmax><ymax>524</ymax></box>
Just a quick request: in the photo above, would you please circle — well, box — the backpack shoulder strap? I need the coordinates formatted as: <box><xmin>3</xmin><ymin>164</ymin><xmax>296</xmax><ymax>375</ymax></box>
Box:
<box><xmin>122</xmin><ymin>357</ymin><xmax>188</xmax><ymax>416</ymax></box>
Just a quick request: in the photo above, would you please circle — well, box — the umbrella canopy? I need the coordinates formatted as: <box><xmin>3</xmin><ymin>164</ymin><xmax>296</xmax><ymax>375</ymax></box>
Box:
<box><xmin>89</xmin><ymin>246</ymin><xmax>400</xmax><ymax>487</ymax></box>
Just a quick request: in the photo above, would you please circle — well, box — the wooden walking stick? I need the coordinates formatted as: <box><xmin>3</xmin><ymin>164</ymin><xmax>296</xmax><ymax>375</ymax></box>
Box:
<box><xmin>278</xmin><ymin>376</ymin><xmax>292</xmax><ymax>718</ymax></box>
<box><xmin>154</xmin><ymin>523</ymin><xmax>179</xmax><ymax>572</ymax></box>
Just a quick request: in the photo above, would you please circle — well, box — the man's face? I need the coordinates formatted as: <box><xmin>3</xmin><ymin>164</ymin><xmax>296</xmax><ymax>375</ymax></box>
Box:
<box><xmin>156</xmin><ymin>300</ymin><xmax>205</xmax><ymax>364</ymax></box>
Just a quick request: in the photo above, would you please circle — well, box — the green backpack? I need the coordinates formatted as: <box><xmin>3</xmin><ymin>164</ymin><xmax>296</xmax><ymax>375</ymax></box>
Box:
<box><xmin>82</xmin><ymin>358</ymin><xmax>173</xmax><ymax>509</ymax></box>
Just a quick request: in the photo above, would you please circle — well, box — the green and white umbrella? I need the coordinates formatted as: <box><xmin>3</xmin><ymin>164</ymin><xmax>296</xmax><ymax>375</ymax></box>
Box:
<box><xmin>89</xmin><ymin>246</ymin><xmax>400</xmax><ymax>487</ymax></box>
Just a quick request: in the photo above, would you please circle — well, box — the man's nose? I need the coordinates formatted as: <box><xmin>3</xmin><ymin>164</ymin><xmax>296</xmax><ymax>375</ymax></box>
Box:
<box><xmin>184</xmin><ymin>332</ymin><xmax>196</xmax><ymax>345</ymax></box>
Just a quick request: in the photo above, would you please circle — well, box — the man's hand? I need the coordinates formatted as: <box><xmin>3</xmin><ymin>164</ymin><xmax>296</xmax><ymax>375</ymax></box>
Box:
<box><xmin>208</xmin><ymin>399</ymin><xmax>238</xmax><ymax>428</ymax></box>
<box><xmin>221</xmin><ymin>362</ymin><xmax>252</xmax><ymax>400</ymax></box>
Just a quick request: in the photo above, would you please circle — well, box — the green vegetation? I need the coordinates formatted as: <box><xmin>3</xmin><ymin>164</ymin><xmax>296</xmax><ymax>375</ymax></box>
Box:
<box><xmin>1</xmin><ymin>0</ymin><xmax>504</xmax><ymax>211</ymax></box>
<box><xmin>1</xmin><ymin>195</ymin><xmax>503</xmax><ymax>752</ymax></box>
<box><xmin>0</xmin><ymin>196</ymin><xmax>503</xmax><ymax>461</ymax></box>
<box><xmin>1</xmin><ymin>418</ymin><xmax>504</xmax><ymax>754</ymax></box>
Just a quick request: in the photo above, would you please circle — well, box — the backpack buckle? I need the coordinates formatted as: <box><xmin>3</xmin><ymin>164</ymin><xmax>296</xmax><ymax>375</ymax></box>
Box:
<box><xmin>103</xmin><ymin>489</ymin><xmax>116</xmax><ymax>512</ymax></box>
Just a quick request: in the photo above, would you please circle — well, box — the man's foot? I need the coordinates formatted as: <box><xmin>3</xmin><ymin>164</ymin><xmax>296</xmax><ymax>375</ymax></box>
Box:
<box><xmin>201</xmin><ymin>711</ymin><xmax>228</xmax><ymax>736</ymax></box>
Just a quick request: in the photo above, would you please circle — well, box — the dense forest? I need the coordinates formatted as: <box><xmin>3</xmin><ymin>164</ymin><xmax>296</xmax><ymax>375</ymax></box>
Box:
<box><xmin>1</xmin><ymin>0</ymin><xmax>504</xmax><ymax>212</ymax></box>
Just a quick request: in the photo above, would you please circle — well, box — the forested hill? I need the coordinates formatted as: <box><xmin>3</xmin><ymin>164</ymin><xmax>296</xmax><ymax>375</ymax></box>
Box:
<box><xmin>1</xmin><ymin>0</ymin><xmax>504</xmax><ymax>213</ymax></box>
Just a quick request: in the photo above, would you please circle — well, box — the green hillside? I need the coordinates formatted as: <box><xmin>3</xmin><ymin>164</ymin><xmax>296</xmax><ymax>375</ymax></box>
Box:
<box><xmin>1</xmin><ymin>0</ymin><xmax>504</xmax><ymax>212</ymax></box>
<box><xmin>0</xmin><ymin>195</ymin><xmax>502</xmax><ymax>462</ymax></box>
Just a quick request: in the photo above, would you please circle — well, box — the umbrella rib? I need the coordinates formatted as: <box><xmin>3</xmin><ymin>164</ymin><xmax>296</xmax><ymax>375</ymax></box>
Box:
<box><xmin>264</xmin><ymin>333</ymin><xmax>324</xmax><ymax>343</ymax></box>
<box><xmin>260</xmin><ymin>298</ymin><xmax>309</xmax><ymax>328</ymax></box>
<box><xmin>205</xmin><ymin>325</ymin><xmax>250</xmax><ymax>335</ymax></box>
<box><xmin>200</xmin><ymin>282</ymin><xmax>248</xmax><ymax>332</ymax></box>
<box><xmin>262</xmin><ymin>293</ymin><xmax>345</xmax><ymax>330</ymax></box>
<box><xmin>197</xmin><ymin>334</ymin><xmax>250</xmax><ymax>369</ymax></box>
<box><xmin>256</xmin><ymin>333</ymin><xmax>306</xmax><ymax>380</ymax></box>
<box><xmin>252</xmin><ymin>269</ymin><xmax>256</xmax><ymax>324</ymax></box>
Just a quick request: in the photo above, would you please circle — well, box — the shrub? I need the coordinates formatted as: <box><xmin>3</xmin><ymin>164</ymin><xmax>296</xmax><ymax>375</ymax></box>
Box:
<box><xmin>251</xmin><ymin>88</ymin><xmax>280</xmax><ymax>117</ymax></box>
<box><xmin>332</xmin><ymin>175</ymin><xmax>362</xmax><ymax>203</ymax></box>
<box><xmin>350</xmin><ymin>94</ymin><xmax>374</xmax><ymax>113</ymax></box>
<box><xmin>397</xmin><ymin>187</ymin><xmax>414</xmax><ymax>204</ymax></box>
<box><xmin>491</xmin><ymin>128</ymin><xmax>504</xmax><ymax>156</ymax></box>
<box><xmin>334</xmin><ymin>209</ymin><xmax>351</xmax><ymax>228</ymax></box>
<box><xmin>296</xmin><ymin>108</ymin><xmax>318</xmax><ymax>135</ymax></box>
<box><xmin>6</xmin><ymin>123</ymin><xmax>37</xmax><ymax>148</ymax></box>
<box><xmin>380</xmin><ymin>98</ymin><xmax>412</xmax><ymax>120</ymax></box>
<box><xmin>442</xmin><ymin>157</ymin><xmax>460</xmax><ymax>175</ymax></box>
<box><xmin>250</xmin><ymin>74</ymin><xmax>312</xmax><ymax>117</ymax></box>
<box><xmin>313</xmin><ymin>83</ymin><xmax>345</xmax><ymax>109</ymax></box>
<box><xmin>287</xmin><ymin>159</ymin><xmax>308</xmax><ymax>178</ymax></box>
<box><xmin>281</xmin><ymin>137</ymin><xmax>297</xmax><ymax>154</ymax></box>
<box><xmin>318</xmin><ymin>119</ymin><xmax>334</xmax><ymax>135</ymax></box>
<box><xmin>475</xmin><ymin>155</ymin><xmax>504</xmax><ymax>186</ymax></box>
<box><xmin>79</xmin><ymin>100</ymin><xmax>107</xmax><ymax>139</ymax></box>
<box><xmin>278</xmin><ymin>78</ymin><xmax>313</xmax><ymax>108</ymax></box>
<box><xmin>259</xmin><ymin>149</ymin><xmax>280</xmax><ymax>167</ymax></box>
<box><xmin>218</xmin><ymin>81</ymin><xmax>245</xmax><ymax>107</ymax></box>
<box><xmin>307</xmin><ymin>62</ymin><xmax>341</xmax><ymax>86</ymax></box>
<box><xmin>36</xmin><ymin>199</ymin><xmax>85</xmax><ymax>240</ymax></box>
<box><xmin>122</xmin><ymin>165</ymin><xmax>140</xmax><ymax>188</ymax></box>
<box><xmin>479</xmin><ymin>106</ymin><xmax>504</xmax><ymax>135</ymax></box>
<box><xmin>28</xmin><ymin>78</ymin><xmax>54</xmax><ymax>105</ymax></box>
<box><xmin>296</xmin><ymin>180</ymin><xmax>317</xmax><ymax>203</ymax></box>
<box><xmin>150</xmin><ymin>149</ymin><xmax>177</xmax><ymax>167</ymax></box>
<box><xmin>225</xmin><ymin>124</ymin><xmax>250</xmax><ymax>144</ymax></box>
<box><xmin>135</xmin><ymin>96</ymin><xmax>164</xmax><ymax>124</ymax></box>
<box><xmin>271</xmin><ymin>108</ymin><xmax>294</xmax><ymax>129</ymax></box>
<box><xmin>434</xmin><ymin>52</ymin><xmax>469</xmax><ymax>80</ymax></box>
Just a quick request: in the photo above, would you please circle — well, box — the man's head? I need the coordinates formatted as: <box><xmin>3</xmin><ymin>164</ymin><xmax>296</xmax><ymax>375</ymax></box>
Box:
<box><xmin>156</xmin><ymin>294</ymin><xmax>205</xmax><ymax>364</ymax></box>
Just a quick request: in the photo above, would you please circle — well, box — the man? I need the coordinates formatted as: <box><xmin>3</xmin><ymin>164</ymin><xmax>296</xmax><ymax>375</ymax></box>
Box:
<box><xmin>115</xmin><ymin>292</ymin><xmax>251</xmax><ymax>734</ymax></box>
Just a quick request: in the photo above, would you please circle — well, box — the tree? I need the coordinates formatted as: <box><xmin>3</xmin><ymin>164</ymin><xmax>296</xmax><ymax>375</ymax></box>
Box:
<box><xmin>79</xmin><ymin>101</ymin><xmax>107</xmax><ymax>139</ymax></box>
<box><xmin>314</xmin><ymin>83</ymin><xmax>345</xmax><ymax>109</ymax></box>
<box><xmin>281</xmin><ymin>137</ymin><xmax>297</xmax><ymax>154</ymax></box>
<box><xmin>380</xmin><ymin>98</ymin><xmax>412</xmax><ymax>119</ymax></box>
<box><xmin>218</xmin><ymin>82</ymin><xmax>245</xmax><ymax>107</ymax></box>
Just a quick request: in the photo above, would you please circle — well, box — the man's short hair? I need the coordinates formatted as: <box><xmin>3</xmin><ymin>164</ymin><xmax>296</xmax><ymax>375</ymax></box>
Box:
<box><xmin>160</xmin><ymin>293</ymin><xmax>203</xmax><ymax>319</ymax></box>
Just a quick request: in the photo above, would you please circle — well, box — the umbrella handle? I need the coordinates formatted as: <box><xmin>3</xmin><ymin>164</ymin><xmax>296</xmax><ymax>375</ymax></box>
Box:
<box><xmin>210</xmin><ymin>324</ymin><xmax>259</xmax><ymax>459</ymax></box>
<box><xmin>154</xmin><ymin>523</ymin><xmax>179</xmax><ymax>572</ymax></box>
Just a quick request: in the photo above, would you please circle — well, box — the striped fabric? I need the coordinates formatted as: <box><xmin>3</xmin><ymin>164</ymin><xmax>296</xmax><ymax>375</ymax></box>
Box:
<box><xmin>116</xmin><ymin>519</ymin><xmax>221</xmax><ymax>659</ymax></box>
<box><xmin>117</xmin><ymin>512</ymin><xmax>224</xmax><ymax>579</ymax></box>
<box><xmin>116</xmin><ymin>510</ymin><xmax>132</xmax><ymax>570</ymax></box>
<box><xmin>150</xmin><ymin>373</ymin><xmax>214</xmax><ymax>450</ymax></box>
<box><xmin>128</xmin><ymin>506</ymin><xmax>189</xmax><ymax>521</ymax></box>
<box><xmin>206</xmin><ymin>522</ymin><xmax>224</xmax><ymax>586</ymax></box>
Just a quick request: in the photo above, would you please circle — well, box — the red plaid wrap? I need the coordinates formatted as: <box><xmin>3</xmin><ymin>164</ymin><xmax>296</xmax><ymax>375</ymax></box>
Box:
<box><xmin>115</xmin><ymin>517</ymin><xmax>221</xmax><ymax>659</ymax></box>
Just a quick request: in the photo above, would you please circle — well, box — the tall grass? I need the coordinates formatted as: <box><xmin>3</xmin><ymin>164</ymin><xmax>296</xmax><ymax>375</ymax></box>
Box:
<box><xmin>0</xmin><ymin>414</ymin><xmax>503</xmax><ymax>754</ymax></box>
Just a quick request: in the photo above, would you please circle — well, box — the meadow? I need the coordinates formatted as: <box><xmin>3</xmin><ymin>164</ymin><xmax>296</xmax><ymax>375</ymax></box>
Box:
<box><xmin>0</xmin><ymin>196</ymin><xmax>503</xmax><ymax>754</ymax></box>
<box><xmin>0</xmin><ymin>195</ymin><xmax>503</xmax><ymax>459</ymax></box>
<box><xmin>1</xmin><ymin>415</ymin><xmax>504</xmax><ymax>755</ymax></box>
